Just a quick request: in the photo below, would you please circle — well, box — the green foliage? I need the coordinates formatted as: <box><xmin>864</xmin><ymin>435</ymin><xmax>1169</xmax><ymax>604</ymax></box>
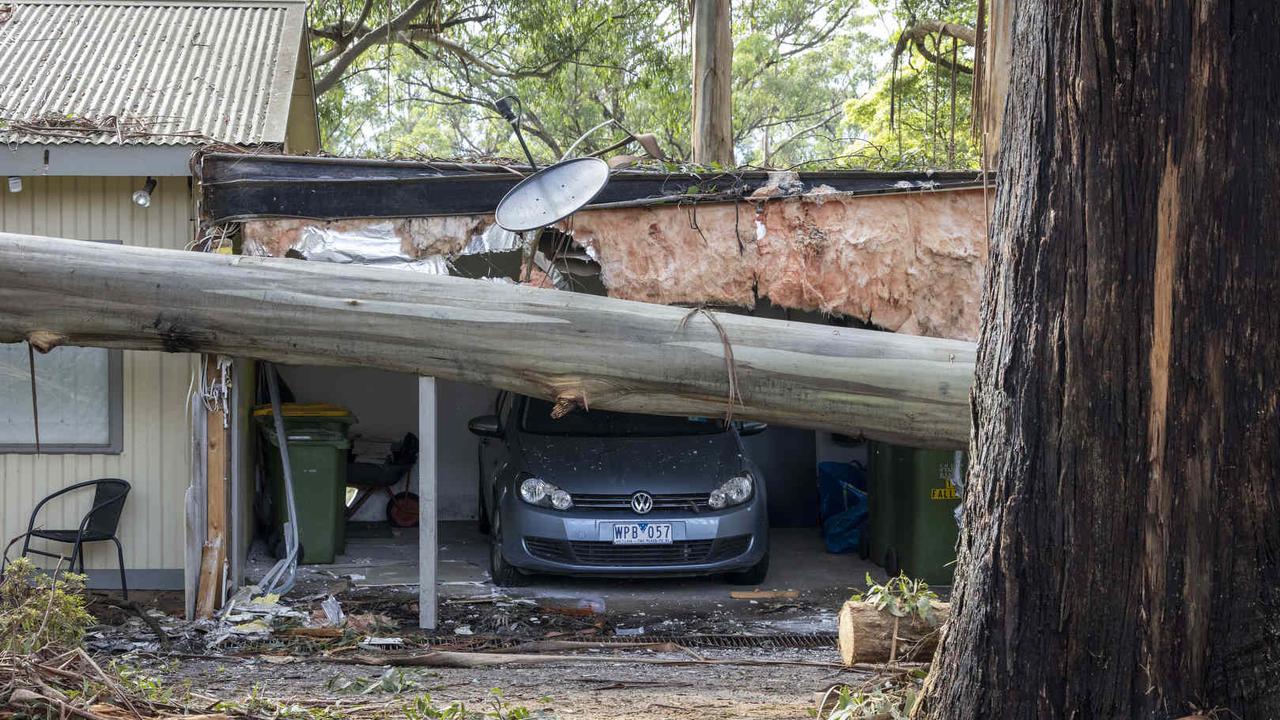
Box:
<box><xmin>401</xmin><ymin>688</ymin><xmax>539</xmax><ymax>720</ymax></box>
<box><xmin>312</xmin><ymin>0</ymin><xmax>688</xmax><ymax>160</ymax></box>
<box><xmin>817</xmin><ymin>683</ymin><xmax>920</xmax><ymax>720</ymax></box>
<box><xmin>0</xmin><ymin>557</ymin><xmax>96</xmax><ymax>653</ymax></box>
<box><xmin>327</xmin><ymin>667</ymin><xmax>429</xmax><ymax>695</ymax></box>
<box><xmin>851</xmin><ymin>572</ymin><xmax>940</xmax><ymax>624</ymax></box>
<box><xmin>843</xmin><ymin>0</ymin><xmax>980</xmax><ymax>169</ymax></box>
<box><xmin>310</xmin><ymin>0</ymin><xmax>978</xmax><ymax>169</ymax></box>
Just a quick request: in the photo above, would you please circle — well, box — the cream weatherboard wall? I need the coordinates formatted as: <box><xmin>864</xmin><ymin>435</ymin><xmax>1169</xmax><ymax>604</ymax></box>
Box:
<box><xmin>0</xmin><ymin>176</ymin><xmax>195</xmax><ymax>587</ymax></box>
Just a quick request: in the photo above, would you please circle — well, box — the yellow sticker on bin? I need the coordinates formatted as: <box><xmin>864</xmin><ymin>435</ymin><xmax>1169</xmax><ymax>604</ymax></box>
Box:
<box><xmin>252</xmin><ymin>403</ymin><xmax>354</xmax><ymax>418</ymax></box>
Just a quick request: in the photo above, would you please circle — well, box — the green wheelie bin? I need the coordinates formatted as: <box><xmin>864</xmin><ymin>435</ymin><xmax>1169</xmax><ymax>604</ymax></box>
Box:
<box><xmin>867</xmin><ymin>441</ymin><xmax>965</xmax><ymax>586</ymax></box>
<box><xmin>865</xmin><ymin>441</ymin><xmax>896</xmax><ymax>565</ymax></box>
<box><xmin>255</xmin><ymin>403</ymin><xmax>355</xmax><ymax>564</ymax></box>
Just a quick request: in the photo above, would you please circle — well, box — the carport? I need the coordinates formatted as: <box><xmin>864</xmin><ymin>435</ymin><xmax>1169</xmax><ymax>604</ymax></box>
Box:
<box><xmin>0</xmin><ymin>154</ymin><xmax>984</xmax><ymax>627</ymax></box>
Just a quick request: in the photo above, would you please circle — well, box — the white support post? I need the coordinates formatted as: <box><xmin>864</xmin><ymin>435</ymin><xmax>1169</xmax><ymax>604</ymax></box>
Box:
<box><xmin>417</xmin><ymin>376</ymin><xmax>438</xmax><ymax>630</ymax></box>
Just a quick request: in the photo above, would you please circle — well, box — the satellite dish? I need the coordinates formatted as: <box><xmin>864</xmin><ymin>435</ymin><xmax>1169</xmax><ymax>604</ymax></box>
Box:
<box><xmin>495</xmin><ymin>157</ymin><xmax>610</xmax><ymax>232</ymax></box>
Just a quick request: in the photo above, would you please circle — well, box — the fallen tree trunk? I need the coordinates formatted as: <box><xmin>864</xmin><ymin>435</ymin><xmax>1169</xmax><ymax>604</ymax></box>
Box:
<box><xmin>837</xmin><ymin>600</ymin><xmax>949</xmax><ymax>665</ymax></box>
<box><xmin>0</xmin><ymin>232</ymin><xmax>975</xmax><ymax>447</ymax></box>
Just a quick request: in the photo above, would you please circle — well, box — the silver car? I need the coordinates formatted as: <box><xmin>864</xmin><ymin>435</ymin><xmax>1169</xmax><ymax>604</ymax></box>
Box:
<box><xmin>469</xmin><ymin>392</ymin><xmax>770</xmax><ymax>586</ymax></box>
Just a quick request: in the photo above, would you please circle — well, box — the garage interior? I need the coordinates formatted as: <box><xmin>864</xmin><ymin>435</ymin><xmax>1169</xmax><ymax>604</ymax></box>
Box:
<box><xmin>241</xmin><ymin>360</ymin><xmax>887</xmax><ymax>630</ymax></box>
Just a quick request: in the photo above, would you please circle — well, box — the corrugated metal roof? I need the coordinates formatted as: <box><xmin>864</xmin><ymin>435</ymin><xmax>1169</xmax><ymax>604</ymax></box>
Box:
<box><xmin>0</xmin><ymin>0</ymin><xmax>305</xmax><ymax>146</ymax></box>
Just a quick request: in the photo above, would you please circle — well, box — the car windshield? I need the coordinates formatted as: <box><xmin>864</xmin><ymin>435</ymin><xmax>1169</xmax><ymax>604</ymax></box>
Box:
<box><xmin>520</xmin><ymin>398</ymin><xmax>725</xmax><ymax>437</ymax></box>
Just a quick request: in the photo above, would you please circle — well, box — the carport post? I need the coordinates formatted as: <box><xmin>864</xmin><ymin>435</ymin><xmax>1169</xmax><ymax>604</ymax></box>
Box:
<box><xmin>418</xmin><ymin>376</ymin><xmax>438</xmax><ymax>629</ymax></box>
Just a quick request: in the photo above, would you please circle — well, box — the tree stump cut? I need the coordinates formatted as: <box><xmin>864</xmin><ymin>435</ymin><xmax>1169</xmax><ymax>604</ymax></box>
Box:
<box><xmin>836</xmin><ymin>600</ymin><xmax>949</xmax><ymax>666</ymax></box>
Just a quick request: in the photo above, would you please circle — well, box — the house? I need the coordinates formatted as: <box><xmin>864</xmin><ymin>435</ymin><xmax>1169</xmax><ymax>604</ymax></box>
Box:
<box><xmin>0</xmin><ymin>0</ymin><xmax>319</xmax><ymax>602</ymax></box>
<box><xmin>0</xmin><ymin>3</ymin><xmax>988</xmax><ymax>627</ymax></box>
<box><xmin>190</xmin><ymin>154</ymin><xmax>986</xmax><ymax>627</ymax></box>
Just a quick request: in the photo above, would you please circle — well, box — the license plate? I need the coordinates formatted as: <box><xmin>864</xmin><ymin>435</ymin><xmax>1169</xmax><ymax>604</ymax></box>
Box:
<box><xmin>612</xmin><ymin>522</ymin><xmax>673</xmax><ymax>545</ymax></box>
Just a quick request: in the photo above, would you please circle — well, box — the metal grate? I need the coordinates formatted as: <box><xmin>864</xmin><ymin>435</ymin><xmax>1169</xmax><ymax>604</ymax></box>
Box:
<box><xmin>620</xmin><ymin>633</ymin><xmax>838</xmax><ymax>649</ymax></box>
<box><xmin>572</xmin><ymin>493</ymin><xmax>712</xmax><ymax>512</ymax></box>
<box><xmin>441</xmin><ymin>633</ymin><xmax>838</xmax><ymax>651</ymax></box>
<box><xmin>524</xmin><ymin>535</ymin><xmax>752</xmax><ymax>566</ymax></box>
<box><xmin>523</xmin><ymin>537</ymin><xmax>574</xmax><ymax>563</ymax></box>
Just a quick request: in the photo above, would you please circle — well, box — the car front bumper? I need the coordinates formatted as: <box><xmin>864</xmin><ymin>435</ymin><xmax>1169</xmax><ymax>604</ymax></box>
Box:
<box><xmin>499</xmin><ymin>494</ymin><xmax>768</xmax><ymax>577</ymax></box>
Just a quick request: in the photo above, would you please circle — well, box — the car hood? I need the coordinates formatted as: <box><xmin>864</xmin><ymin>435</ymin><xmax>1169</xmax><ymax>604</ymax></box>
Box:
<box><xmin>515</xmin><ymin>432</ymin><xmax>745</xmax><ymax>494</ymax></box>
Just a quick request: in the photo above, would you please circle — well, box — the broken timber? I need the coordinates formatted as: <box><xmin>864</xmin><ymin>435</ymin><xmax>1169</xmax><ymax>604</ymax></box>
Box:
<box><xmin>0</xmin><ymin>232</ymin><xmax>975</xmax><ymax>448</ymax></box>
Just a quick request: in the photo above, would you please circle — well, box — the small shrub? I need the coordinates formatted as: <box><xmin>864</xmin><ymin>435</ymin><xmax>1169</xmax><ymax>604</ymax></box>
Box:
<box><xmin>0</xmin><ymin>557</ymin><xmax>96</xmax><ymax>653</ymax></box>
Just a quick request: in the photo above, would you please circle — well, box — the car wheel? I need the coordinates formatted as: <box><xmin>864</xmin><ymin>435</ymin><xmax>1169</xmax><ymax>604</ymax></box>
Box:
<box><xmin>725</xmin><ymin>551</ymin><xmax>770</xmax><ymax>585</ymax></box>
<box><xmin>489</xmin><ymin>513</ymin><xmax>525</xmax><ymax>587</ymax></box>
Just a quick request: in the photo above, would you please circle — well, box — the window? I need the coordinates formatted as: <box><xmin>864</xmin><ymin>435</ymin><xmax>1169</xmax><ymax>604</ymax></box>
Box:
<box><xmin>0</xmin><ymin>344</ymin><xmax>123</xmax><ymax>453</ymax></box>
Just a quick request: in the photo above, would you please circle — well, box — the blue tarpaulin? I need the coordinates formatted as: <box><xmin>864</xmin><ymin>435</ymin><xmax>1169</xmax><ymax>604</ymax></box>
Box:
<box><xmin>817</xmin><ymin>461</ymin><xmax>868</xmax><ymax>554</ymax></box>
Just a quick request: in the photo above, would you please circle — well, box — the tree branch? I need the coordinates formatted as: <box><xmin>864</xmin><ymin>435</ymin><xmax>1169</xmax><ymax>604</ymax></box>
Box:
<box><xmin>312</xmin><ymin>0</ymin><xmax>440</xmax><ymax>95</ymax></box>
<box><xmin>763</xmin><ymin>110</ymin><xmax>844</xmax><ymax>165</ymax></box>
<box><xmin>892</xmin><ymin>20</ymin><xmax>977</xmax><ymax>74</ymax></box>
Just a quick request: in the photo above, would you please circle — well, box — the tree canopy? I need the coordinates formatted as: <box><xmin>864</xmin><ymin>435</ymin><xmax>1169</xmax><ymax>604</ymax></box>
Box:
<box><xmin>309</xmin><ymin>0</ymin><xmax>978</xmax><ymax>169</ymax></box>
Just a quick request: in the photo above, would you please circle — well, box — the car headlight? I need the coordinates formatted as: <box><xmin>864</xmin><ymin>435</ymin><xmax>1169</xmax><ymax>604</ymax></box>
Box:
<box><xmin>708</xmin><ymin>474</ymin><xmax>754</xmax><ymax>510</ymax></box>
<box><xmin>519</xmin><ymin>476</ymin><xmax>573</xmax><ymax>510</ymax></box>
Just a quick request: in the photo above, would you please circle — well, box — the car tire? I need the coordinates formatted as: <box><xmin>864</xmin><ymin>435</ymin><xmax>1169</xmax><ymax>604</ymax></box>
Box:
<box><xmin>725</xmin><ymin>552</ymin><xmax>770</xmax><ymax>585</ymax></box>
<box><xmin>489</xmin><ymin>513</ymin><xmax>526</xmax><ymax>587</ymax></box>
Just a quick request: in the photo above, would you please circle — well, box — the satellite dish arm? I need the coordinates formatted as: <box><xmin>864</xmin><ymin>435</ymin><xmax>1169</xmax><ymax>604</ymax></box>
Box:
<box><xmin>494</xmin><ymin>96</ymin><xmax>539</xmax><ymax>171</ymax></box>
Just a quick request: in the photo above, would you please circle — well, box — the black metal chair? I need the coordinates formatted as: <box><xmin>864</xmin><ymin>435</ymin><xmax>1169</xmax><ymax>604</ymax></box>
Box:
<box><xmin>3</xmin><ymin>479</ymin><xmax>131</xmax><ymax>599</ymax></box>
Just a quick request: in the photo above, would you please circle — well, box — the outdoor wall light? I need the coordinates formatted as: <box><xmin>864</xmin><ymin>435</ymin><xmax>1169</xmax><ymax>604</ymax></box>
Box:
<box><xmin>6</xmin><ymin>176</ymin><xmax>20</xmax><ymax>193</ymax></box>
<box><xmin>132</xmin><ymin>176</ymin><xmax>157</xmax><ymax>208</ymax></box>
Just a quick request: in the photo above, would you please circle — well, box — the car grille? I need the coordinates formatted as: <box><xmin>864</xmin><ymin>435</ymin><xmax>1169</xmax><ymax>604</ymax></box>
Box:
<box><xmin>524</xmin><ymin>535</ymin><xmax>752</xmax><ymax>566</ymax></box>
<box><xmin>571</xmin><ymin>493</ymin><xmax>711</xmax><ymax>512</ymax></box>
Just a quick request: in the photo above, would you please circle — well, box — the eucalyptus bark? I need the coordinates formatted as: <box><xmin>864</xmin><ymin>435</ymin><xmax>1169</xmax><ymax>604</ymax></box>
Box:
<box><xmin>691</xmin><ymin>0</ymin><xmax>733</xmax><ymax>166</ymax></box>
<box><xmin>0</xmin><ymin>232</ymin><xmax>974</xmax><ymax>448</ymax></box>
<box><xmin>921</xmin><ymin>1</ymin><xmax>1280</xmax><ymax>718</ymax></box>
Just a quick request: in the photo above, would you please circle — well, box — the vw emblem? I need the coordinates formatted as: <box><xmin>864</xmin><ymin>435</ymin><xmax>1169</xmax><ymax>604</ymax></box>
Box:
<box><xmin>630</xmin><ymin>492</ymin><xmax>654</xmax><ymax>515</ymax></box>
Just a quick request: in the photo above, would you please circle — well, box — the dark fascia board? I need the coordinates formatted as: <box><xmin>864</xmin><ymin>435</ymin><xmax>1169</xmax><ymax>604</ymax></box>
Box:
<box><xmin>196</xmin><ymin>152</ymin><xmax>989</xmax><ymax>224</ymax></box>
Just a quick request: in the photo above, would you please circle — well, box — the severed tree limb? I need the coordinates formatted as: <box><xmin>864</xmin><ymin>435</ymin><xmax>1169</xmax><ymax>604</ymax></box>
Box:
<box><xmin>0</xmin><ymin>232</ymin><xmax>974</xmax><ymax>448</ymax></box>
<box><xmin>837</xmin><ymin>601</ymin><xmax>950</xmax><ymax>666</ymax></box>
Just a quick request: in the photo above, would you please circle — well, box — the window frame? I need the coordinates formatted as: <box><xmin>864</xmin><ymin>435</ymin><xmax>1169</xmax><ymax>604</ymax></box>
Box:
<box><xmin>0</xmin><ymin>347</ymin><xmax>125</xmax><ymax>455</ymax></box>
<box><xmin>0</xmin><ymin>237</ymin><xmax>125</xmax><ymax>455</ymax></box>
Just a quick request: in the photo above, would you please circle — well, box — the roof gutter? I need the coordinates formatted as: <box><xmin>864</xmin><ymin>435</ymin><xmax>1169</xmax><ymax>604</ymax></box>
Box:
<box><xmin>0</xmin><ymin>144</ymin><xmax>198</xmax><ymax>177</ymax></box>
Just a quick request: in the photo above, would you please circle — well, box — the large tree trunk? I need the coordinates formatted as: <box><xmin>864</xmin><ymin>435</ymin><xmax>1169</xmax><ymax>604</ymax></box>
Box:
<box><xmin>691</xmin><ymin>0</ymin><xmax>733</xmax><ymax>165</ymax></box>
<box><xmin>0</xmin><ymin>232</ymin><xmax>974</xmax><ymax>448</ymax></box>
<box><xmin>920</xmin><ymin>1</ymin><xmax>1280</xmax><ymax>718</ymax></box>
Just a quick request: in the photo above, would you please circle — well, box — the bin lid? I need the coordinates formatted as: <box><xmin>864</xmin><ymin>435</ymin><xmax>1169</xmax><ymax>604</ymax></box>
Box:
<box><xmin>253</xmin><ymin>403</ymin><xmax>356</xmax><ymax>422</ymax></box>
<box><xmin>260</xmin><ymin>431</ymin><xmax>352</xmax><ymax>448</ymax></box>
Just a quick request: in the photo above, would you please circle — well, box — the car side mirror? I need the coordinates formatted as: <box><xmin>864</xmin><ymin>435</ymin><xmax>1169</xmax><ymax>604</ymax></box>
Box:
<box><xmin>737</xmin><ymin>421</ymin><xmax>768</xmax><ymax>436</ymax></box>
<box><xmin>468</xmin><ymin>415</ymin><xmax>503</xmax><ymax>438</ymax></box>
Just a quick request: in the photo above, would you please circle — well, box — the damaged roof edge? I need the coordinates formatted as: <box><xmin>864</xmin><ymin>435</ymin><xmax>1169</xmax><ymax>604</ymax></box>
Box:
<box><xmin>197</xmin><ymin>152</ymin><xmax>989</xmax><ymax>223</ymax></box>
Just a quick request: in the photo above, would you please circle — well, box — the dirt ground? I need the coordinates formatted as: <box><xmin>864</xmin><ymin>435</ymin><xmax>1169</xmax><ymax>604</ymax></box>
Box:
<box><xmin>143</xmin><ymin>649</ymin><xmax>870</xmax><ymax>719</ymax></box>
<box><xmin>81</xmin><ymin>525</ymin><xmax>904</xmax><ymax>718</ymax></box>
<box><xmin>85</xmin><ymin>576</ymin><xmax>883</xmax><ymax>719</ymax></box>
